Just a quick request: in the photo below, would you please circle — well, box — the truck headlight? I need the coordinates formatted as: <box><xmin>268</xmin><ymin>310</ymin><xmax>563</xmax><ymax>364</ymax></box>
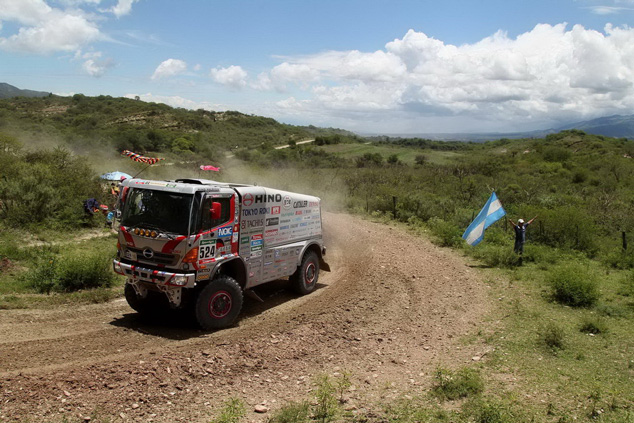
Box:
<box><xmin>171</xmin><ymin>275</ymin><xmax>188</xmax><ymax>286</ymax></box>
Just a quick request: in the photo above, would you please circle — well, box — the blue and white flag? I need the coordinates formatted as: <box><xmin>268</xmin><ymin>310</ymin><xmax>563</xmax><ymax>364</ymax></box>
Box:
<box><xmin>462</xmin><ymin>192</ymin><xmax>506</xmax><ymax>246</ymax></box>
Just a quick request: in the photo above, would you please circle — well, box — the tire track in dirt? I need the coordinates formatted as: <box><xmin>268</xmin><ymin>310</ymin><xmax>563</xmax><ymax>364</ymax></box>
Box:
<box><xmin>0</xmin><ymin>213</ymin><xmax>491</xmax><ymax>422</ymax></box>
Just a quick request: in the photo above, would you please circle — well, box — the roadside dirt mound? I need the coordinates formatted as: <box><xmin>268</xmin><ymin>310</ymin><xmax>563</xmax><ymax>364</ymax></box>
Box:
<box><xmin>0</xmin><ymin>213</ymin><xmax>491</xmax><ymax>422</ymax></box>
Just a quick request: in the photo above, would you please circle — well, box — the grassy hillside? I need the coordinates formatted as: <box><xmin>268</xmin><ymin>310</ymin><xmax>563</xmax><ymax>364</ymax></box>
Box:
<box><xmin>0</xmin><ymin>101</ymin><xmax>633</xmax><ymax>422</ymax></box>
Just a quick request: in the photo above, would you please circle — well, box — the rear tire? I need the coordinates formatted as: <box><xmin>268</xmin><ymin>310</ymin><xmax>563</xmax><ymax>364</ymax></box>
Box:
<box><xmin>290</xmin><ymin>251</ymin><xmax>319</xmax><ymax>295</ymax></box>
<box><xmin>195</xmin><ymin>275</ymin><xmax>243</xmax><ymax>330</ymax></box>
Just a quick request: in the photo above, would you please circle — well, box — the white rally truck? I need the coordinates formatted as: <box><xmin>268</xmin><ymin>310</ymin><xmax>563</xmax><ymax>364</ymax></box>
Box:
<box><xmin>113</xmin><ymin>178</ymin><xmax>329</xmax><ymax>329</ymax></box>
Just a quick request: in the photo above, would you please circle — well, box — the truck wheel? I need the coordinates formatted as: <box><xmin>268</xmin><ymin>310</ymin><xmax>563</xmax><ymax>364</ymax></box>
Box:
<box><xmin>290</xmin><ymin>251</ymin><xmax>319</xmax><ymax>295</ymax></box>
<box><xmin>195</xmin><ymin>275</ymin><xmax>243</xmax><ymax>330</ymax></box>
<box><xmin>124</xmin><ymin>283</ymin><xmax>164</xmax><ymax>315</ymax></box>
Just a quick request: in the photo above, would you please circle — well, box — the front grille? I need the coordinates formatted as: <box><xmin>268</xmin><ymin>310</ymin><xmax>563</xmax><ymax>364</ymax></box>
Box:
<box><xmin>126</xmin><ymin>247</ymin><xmax>179</xmax><ymax>266</ymax></box>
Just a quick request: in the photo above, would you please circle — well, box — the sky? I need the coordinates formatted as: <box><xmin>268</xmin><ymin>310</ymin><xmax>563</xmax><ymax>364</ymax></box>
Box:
<box><xmin>1</xmin><ymin>0</ymin><xmax>634</xmax><ymax>134</ymax></box>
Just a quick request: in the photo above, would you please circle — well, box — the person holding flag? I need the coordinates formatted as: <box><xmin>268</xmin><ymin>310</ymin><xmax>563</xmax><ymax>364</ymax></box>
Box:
<box><xmin>462</xmin><ymin>191</ymin><xmax>506</xmax><ymax>246</ymax></box>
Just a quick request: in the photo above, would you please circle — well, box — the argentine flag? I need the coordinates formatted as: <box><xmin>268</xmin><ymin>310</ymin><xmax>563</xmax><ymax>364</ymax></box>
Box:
<box><xmin>462</xmin><ymin>192</ymin><xmax>506</xmax><ymax>246</ymax></box>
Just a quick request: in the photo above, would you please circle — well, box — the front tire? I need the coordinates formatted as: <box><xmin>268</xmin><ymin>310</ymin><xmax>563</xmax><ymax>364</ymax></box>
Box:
<box><xmin>290</xmin><ymin>251</ymin><xmax>320</xmax><ymax>295</ymax></box>
<box><xmin>195</xmin><ymin>275</ymin><xmax>243</xmax><ymax>330</ymax></box>
<box><xmin>124</xmin><ymin>283</ymin><xmax>166</xmax><ymax>315</ymax></box>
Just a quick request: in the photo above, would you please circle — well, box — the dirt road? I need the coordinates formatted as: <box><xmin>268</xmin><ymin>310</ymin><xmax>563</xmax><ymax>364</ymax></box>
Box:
<box><xmin>0</xmin><ymin>213</ymin><xmax>490</xmax><ymax>422</ymax></box>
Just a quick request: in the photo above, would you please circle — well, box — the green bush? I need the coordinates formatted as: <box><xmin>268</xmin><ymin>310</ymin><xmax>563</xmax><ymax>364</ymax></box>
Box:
<box><xmin>211</xmin><ymin>398</ymin><xmax>245</xmax><ymax>423</ymax></box>
<box><xmin>432</xmin><ymin>367</ymin><xmax>484</xmax><ymax>400</ymax></box>
<box><xmin>579</xmin><ymin>317</ymin><xmax>609</xmax><ymax>335</ymax></box>
<box><xmin>540</xmin><ymin>322</ymin><xmax>566</xmax><ymax>352</ymax></box>
<box><xmin>24</xmin><ymin>252</ymin><xmax>115</xmax><ymax>293</ymax></box>
<box><xmin>549</xmin><ymin>263</ymin><xmax>599</xmax><ymax>307</ymax></box>
<box><xmin>470</xmin><ymin>244</ymin><xmax>518</xmax><ymax>268</ymax></box>
<box><xmin>427</xmin><ymin>217</ymin><xmax>463</xmax><ymax>248</ymax></box>
<box><xmin>269</xmin><ymin>401</ymin><xmax>310</xmax><ymax>423</ymax></box>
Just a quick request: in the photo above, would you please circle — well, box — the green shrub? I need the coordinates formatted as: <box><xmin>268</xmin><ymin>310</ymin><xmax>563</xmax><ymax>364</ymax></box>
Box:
<box><xmin>540</xmin><ymin>322</ymin><xmax>565</xmax><ymax>352</ymax></box>
<box><xmin>211</xmin><ymin>398</ymin><xmax>245</xmax><ymax>423</ymax></box>
<box><xmin>579</xmin><ymin>317</ymin><xmax>609</xmax><ymax>335</ymax></box>
<box><xmin>54</xmin><ymin>252</ymin><xmax>115</xmax><ymax>292</ymax></box>
<box><xmin>549</xmin><ymin>263</ymin><xmax>599</xmax><ymax>307</ymax></box>
<box><xmin>432</xmin><ymin>367</ymin><xmax>484</xmax><ymax>400</ymax></box>
<box><xmin>24</xmin><ymin>252</ymin><xmax>115</xmax><ymax>293</ymax></box>
<box><xmin>313</xmin><ymin>374</ymin><xmax>340</xmax><ymax>423</ymax></box>
<box><xmin>427</xmin><ymin>217</ymin><xmax>463</xmax><ymax>248</ymax></box>
<box><xmin>269</xmin><ymin>401</ymin><xmax>310</xmax><ymax>423</ymax></box>
<box><xmin>470</xmin><ymin>244</ymin><xmax>518</xmax><ymax>268</ymax></box>
<box><xmin>603</xmin><ymin>249</ymin><xmax>634</xmax><ymax>270</ymax></box>
<box><xmin>464</xmin><ymin>398</ymin><xmax>514</xmax><ymax>423</ymax></box>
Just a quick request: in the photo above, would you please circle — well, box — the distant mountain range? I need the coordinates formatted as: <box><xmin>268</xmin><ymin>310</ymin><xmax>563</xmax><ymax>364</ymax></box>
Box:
<box><xmin>0</xmin><ymin>83</ymin><xmax>50</xmax><ymax>99</ymax></box>
<box><xmin>1</xmin><ymin>82</ymin><xmax>633</xmax><ymax>140</ymax></box>
<box><xmin>368</xmin><ymin>115</ymin><xmax>634</xmax><ymax>141</ymax></box>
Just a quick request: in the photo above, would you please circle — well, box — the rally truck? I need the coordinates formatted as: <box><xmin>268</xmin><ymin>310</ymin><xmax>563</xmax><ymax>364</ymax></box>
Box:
<box><xmin>113</xmin><ymin>178</ymin><xmax>329</xmax><ymax>329</ymax></box>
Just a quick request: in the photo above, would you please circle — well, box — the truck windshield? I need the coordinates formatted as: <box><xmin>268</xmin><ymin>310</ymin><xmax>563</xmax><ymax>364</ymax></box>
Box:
<box><xmin>120</xmin><ymin>188</ymin><xmax>194</xmax><ymax>235</ymax></box>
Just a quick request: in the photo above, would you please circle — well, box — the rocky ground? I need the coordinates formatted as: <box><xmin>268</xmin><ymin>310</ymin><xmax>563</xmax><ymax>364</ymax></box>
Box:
<box><xmin>0</xmin><ymin>213</ymin><xmax>491</xmax><ymax>422</ymax></box>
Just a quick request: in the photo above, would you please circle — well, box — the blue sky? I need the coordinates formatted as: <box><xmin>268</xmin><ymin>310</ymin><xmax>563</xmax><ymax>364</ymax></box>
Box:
<box><xmin>2</xmin><ymin>0</ymin><xmax>634</xmax><ymax>134</ymax></box>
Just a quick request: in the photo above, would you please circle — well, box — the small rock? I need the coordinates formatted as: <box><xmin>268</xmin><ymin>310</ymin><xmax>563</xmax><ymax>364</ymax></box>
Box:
<box><xmin>131</xmin><ymin>403</ymin><xmax>139</xmax><ymax>409</ymax></box>
<box><xmin>472</xmin><ymin>356</ymin><xmax>481</xmax><ymax>362</ymax></box>
<box><xmin>254</xmin><ymin>405</ymin><xmax>269</xmax><ymax>413</ymax></box>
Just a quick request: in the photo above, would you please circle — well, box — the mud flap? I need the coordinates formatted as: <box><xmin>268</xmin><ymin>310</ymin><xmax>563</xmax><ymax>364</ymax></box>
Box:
<box><xmin>320</xmin><ymin>258</ymin><xmax>331</xmax><ymax>272</ymax></box>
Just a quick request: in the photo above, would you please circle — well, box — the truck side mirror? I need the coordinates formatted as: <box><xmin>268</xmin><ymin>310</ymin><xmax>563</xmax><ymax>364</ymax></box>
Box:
<box><xmin>210</xmin><ymin>202</ymin><xmax>222</xmax><ymax>220</ymax></box>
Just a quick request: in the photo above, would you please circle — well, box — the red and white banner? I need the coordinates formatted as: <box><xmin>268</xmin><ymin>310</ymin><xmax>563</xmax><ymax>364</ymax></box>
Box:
<box><xmin>200</xmin><ymin>165</ymin><xmax>220</xmax><ymax>171</ymax></box>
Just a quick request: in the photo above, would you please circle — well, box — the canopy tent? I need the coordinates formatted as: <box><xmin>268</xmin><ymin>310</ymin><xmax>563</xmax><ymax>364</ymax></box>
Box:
<box><xmin>100</xmin><ymin>171</ymin><xmax>132</xmax><ymax>181</ymax></box>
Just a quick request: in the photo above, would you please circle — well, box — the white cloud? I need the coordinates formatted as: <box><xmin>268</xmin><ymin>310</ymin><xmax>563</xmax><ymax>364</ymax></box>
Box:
<box><xmin>0</xmin><ymin>0</ymin><xmax>101</xmax><ymax>54</ymax></box>
<box><xmin>151</xmin><ymin>58</ymin><xmax>187</xmax><ymax>80</ymax></box>
<box><xmin>589</xmin><ymin>6</ymin><xmax>632</xmax><ymax>14</ymax></box>
<box><xmin>265</xmin><ymin>24</ymin><xmax>634</xmax><ymax>132</ymax></box>
<box><xmin>210</xmin><ymin>65</ymin><xmax>248</xmax><ymax>90</ymax></box>
<box><xmin>110</xmin><ymin>0</ymin><xmax>138</xmax><ymax>18</ymax></box>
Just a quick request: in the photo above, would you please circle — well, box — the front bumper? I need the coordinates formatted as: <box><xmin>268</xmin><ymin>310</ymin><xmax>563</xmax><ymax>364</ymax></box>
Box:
<box><xmin>113</xmin><ymin>260</ymin><xmax>196</xmax><ymax>288</ymax></box>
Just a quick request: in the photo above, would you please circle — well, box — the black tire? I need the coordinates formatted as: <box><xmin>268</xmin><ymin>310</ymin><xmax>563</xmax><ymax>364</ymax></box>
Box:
<box><xmin>124</xmin><ymin>283</ymin><xmax>166</xmax><ymax>315</ymax></box>
<box><xmin>195</xmin><ymin>275</ymin><xmax>243</xmax><ymax>330</ymax></box>
<box><xmin>290</xmin><ymin>251</ymin><xmax>320</xmax><ymax>295</ymax></box>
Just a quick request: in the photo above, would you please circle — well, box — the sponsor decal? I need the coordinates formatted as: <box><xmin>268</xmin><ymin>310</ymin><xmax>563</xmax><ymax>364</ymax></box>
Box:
<box><xmin>280</xmin><ymin>219</ymin><xmax>291</xmax><ymax>224</ymax></box>
<box><xmin>254</xmin><ymin>193</ymin><xmax>283</xmax><ymax>204</ymax></box>
<box><xmin>251</xmin><ymin>239</ymin><xmax>263</xmax><ymax>247</ymax></box>
<box><xmin>271</xmin><ymin>206</ymin><xmax>281</xmax><ymax>215</ymax></box>
<box><xmin>283</xmin><ymin>195</ymin><xmax>292</xmax><ymax>209</ymax></box>
<box><xmin>243</xmin><ymin>193</ymin><xmax>254</xmax><ymax>207</ymax></box>
<box><xmin>250</xmin><ymin>250</ymin><xmax>262</xmax><ymax>258</ymax></box>
<box><xmin>241</xmin><ymin>219</ymin><xmax>264</xmax><ymax>230</ymax></box>
<box><xmin>232</xmin><ymin>233</ymin><xmax>239</xmax><ymax>243</ymax></box>
<box><xmin>295</xmin><ymin>210</ymin><xmax>303</xmax><ymax>215</ymax></box>
<box><xmin>240</xmin><ymin>236</ymin><xmax>249</xmax><ymax>244</ymax></box>
<box><xmin>266</xmin><ymin>217</ymin><xmax>279</xmax><ymax>226</ymax></box>
<box><xmin>290</xmin><ymin>223</ymin><xmax>299</xmax><ymax>229</ymax></box>
<box><xmin>274</xmin><ymin>250</ymin><xmax>281</xmax><ymax>259</ymax></box>
<box><xmin>217</xmin><ymin>226</ymin><xmax>233</xmax><ymax>237</ymax></box>
<box><xmin>265</xmin><ymin>229</ymin><xmax>278</xmax><ymax>238</ymax></box>
<box><xmin>300</xmin><ymin>222</ymin><xmax>308</xmax><ymax>227</ymax></box>
<box><xmin>309</xmin><ymin>201</ymin><xmax>319</xmax><ymax>207</ymax></box>
<box><xmin>280</xmin><ymin>225</ymin><xmax>289</xmax><ymax>230</ymax></box>
<box><xmin>293</xmin><ymin>200</ymin><xmax>308</xmax><ymax>208</ymax></box>
<box><xmin>251</xmin><ymin>234</ymin><xmax>263</xmax><ymax>241</ymax></box>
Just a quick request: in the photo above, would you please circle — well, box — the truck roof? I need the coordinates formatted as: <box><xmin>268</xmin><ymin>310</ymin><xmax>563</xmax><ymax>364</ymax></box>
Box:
<box><xmin>121</xmin><ymin>178</ymin><xmax>248</xmax><ymax>194</ymax></box>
